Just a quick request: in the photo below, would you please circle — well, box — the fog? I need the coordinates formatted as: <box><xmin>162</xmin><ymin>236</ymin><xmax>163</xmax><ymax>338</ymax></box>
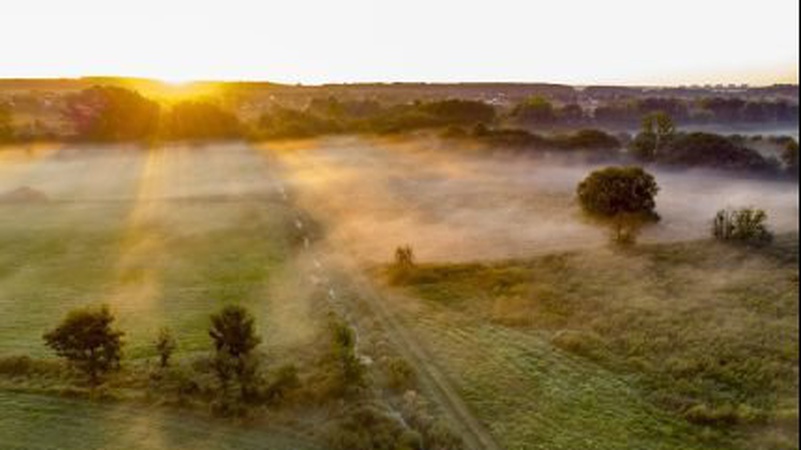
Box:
<box><xmin>271</xmin><ymin>136</ymin><xmax>799</xmax><ymax>264</ymax></box>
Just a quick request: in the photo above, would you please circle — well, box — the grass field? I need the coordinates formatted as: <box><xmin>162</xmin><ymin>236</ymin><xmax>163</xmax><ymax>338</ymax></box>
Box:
<box><xmin>0</xmin><ymin>144</ymin><xmax>305</xmax><ymax>359</ymax></box>
<box><xmin>382</xmin><ymin>235</ymin><xmax>799</xmax><ymax>449</ymax></box>
<box><xmin>0</xmin><ymin>143</ymin><xmax>339</xmax><ymax>448</ymax></box>
<box><xmin>0</xmin><ymin>391</ymin><xmax>320</xmax><ymax>450</ymax></box>
<box><xmin>1</xmin><ymin>137</ymin><xmax>798</xmax><ymax>450</ymax></box>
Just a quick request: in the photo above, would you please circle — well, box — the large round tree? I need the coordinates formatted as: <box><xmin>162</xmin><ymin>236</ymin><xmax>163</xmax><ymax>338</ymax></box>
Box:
<box><xmin>577</xmin><ymin>166</ymin><xmax>660</xmax><ymax>244</ymax></box>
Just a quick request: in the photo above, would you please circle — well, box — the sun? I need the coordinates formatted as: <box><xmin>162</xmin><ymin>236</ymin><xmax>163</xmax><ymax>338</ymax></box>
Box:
<box><xmin>127</xmin><ymin>77</ymin><xmax>219</xmax><ymax>102</ymax></box>
<box><xmin>159</xmin><ymin>76</ymin><xmax>195</xmax><ymax>87</ymax></box>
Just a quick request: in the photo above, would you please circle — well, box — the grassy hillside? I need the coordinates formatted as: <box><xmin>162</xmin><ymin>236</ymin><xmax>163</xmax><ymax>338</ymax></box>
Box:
<box><xmin>382</xmin><ymin>235</ymin><xmax>799</xmax><ymax>449</ymax></box>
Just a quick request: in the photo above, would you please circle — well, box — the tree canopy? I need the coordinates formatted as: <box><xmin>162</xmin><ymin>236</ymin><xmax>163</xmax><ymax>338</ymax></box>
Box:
<box><xmin>577</xmin><ymin>166</ymin><xmax>660</xmax><ymax>243</ymax></box>
<box><xmin>43</xmin><ymin>305</ymin><xmax>124</xmax><ymax>385</ymax></box>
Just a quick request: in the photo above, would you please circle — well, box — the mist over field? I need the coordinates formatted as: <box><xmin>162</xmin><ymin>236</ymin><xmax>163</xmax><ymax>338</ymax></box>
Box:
<box><xmin>271</xmin><ymin>137</ymin><xmax>799</xmax><ymax>263</ymax></box>
<box><xmin>0</xmin><ymin>131</ymin><xmax>797</xmax><ymax>449</ymax></box>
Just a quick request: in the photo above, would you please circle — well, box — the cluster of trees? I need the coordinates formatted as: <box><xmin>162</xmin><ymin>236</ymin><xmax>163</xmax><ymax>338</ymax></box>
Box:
<box><xmin>577</xmin><ymin>166</ymin><xmax>777</xmax><ymax>247</ymax></box>
<box><xmin>466</xmin><ymin>124</ymin><xmax>621</xmax><ymax>152</ymax></box>
<box><xmin>594</xmin><ymin>97</ymin><xmax>799</xmax><ymax>127</ymax></box>
<box><xmin>61</xmin><ymin>86</ymin><xmax>242</xmax><ymax>142</ymax></box>
<box><xmin>40</xmin><ymin>303</ymin><xmax>372</xmax><ymax>410</ymax></box>
<box><xmin>255</xmin><ymin>97</ymin><xmax>496</xmax><ymax>138</ymax></box>
<box><xmin>0</xmin><ymin>103</ymin><xmax>13</xmax><ymax>142</ymax></box>
<box><xmin>630</xmin><ymin>112</ymin><xmax>798</xmax><ymax>174</ymax></box>
<box><xmin>42</xmin><ymin>303</ymin><xmax>265</xmax><ymax>394</ymax></box>
<box><xmin>509</xmin><ymin>96</ymin><xmax>799</xmax><ymax>128</ymax></box>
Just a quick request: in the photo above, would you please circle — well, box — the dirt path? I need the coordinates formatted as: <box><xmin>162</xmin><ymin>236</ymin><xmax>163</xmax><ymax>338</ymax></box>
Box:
<box><xmin>257</xmin><ymin>143</ymin><xmax>503</xmax><ymax>450</ymax></box>
<box><xmin>340</xmin><ymin>267</ymin><xmax>504</xmax><ymax>450</ymax></box>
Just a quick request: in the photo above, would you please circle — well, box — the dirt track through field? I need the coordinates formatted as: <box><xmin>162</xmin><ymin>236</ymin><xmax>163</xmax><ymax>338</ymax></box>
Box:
<box><xmin>258</xmin><ymin>141</ymin><xmax>504</xmax><ymax>450</ymax></box>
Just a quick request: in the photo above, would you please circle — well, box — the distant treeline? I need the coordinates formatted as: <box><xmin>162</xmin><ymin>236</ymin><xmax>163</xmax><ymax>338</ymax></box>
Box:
<box><xmin>0</xmin><ymin>85</ymin><xmax>797</xmax><ymax>177</ymax></box>
<box><xmin>511</xmin><ymin>96</ymin><xmax>799</xmax><ymax>128</ymax></box>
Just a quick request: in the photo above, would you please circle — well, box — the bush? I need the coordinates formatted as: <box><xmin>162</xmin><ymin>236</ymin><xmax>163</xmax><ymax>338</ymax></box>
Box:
<box><xmin>154</xmin><ymin>327</ymin><xmax>177</xmax><ymax>369</ymax></box>
<box><xmin>330</xmin><ymin>320</ymin><xmax>367</xmax><ymax>396</ymax></box>
<box><xmin>551</xmin><ymin>330</ymin><xmax>607</xmax><ymax>361</ymax></box>
<box><xmin>264</xmin><ymin>364</ymin><xmax>300</xmax><ymax>403</ymax></box>
<box><xmin>0</xmin><ymin>355</ymin><xmax>36</xmax><ymax>377</ymax></box>
<box><xmin>326</xmin><ymin>404</ymin><xmax>421</xmax><ymax>450</ymax></box>
<box><xmin>712</xmin><ymin>208</ymin><xmax>773</xmax><ymax>244</ymax></box>
<box><xmin>401</xmin><ymin>391</ymin><xmax>463</xmax><ymax>450</ymax></box>
<box><xmin>391</xmin><ymin>245</ymin><xmax>416</xmax><ymax>283</ymax></box>
<box><xmin>384</xmin><ymin>357</ymin><xmax>415</xmax><ymax>391</ymax></box>
<box><xmin>683</xmin><ymin>403</ymin><xmax>767</xmax><ymax>427</ymax></box>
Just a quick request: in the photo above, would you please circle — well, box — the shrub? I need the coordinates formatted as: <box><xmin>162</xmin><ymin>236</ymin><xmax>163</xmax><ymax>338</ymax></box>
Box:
<box><xmin>154</xmin><ymin>327</ymin><xmax>177</xmax><ymax>369</ymax></box>
<box><xmin>326</xmin><ymin>404</ymin><xmax>421</xmax><ymax>450</ymax></box>
<box><xmin>264</xmin><ymin>364</ymin><xmax>300</xmax><ymax>403</ymax></box>
<box><xmin>384</xmin><ymin>357</ymin><xmax>416</xmax><ymax>391</ymax></box>
<box><xmin>712</xmin><ymin>208</ymin><xmax>773</xmax><ymax>244</ymax></box>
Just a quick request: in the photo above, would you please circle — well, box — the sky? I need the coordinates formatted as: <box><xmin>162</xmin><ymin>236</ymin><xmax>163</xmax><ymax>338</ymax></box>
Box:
<box><xmin>1</xmin><ymin>0</ymin><xmax>798</xmax><ymax>86</ymax></box>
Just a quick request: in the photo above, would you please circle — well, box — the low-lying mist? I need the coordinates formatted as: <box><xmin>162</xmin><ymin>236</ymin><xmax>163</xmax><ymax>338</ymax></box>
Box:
<box><xmin>271</xmin><ymin>136</ymin><xmax>799</xmax><ymax>264</ymax></box>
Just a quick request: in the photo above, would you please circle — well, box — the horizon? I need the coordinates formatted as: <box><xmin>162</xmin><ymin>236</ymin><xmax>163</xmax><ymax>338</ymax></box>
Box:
<box><xmin>2</xmin><ymin>0</ymin><xmax>798</xmax><ymax>86</ymax></box>
<box><xmin>0</xmin><ymin>75</ymin><xmax>797</xmax><ymax>89</ymax></box>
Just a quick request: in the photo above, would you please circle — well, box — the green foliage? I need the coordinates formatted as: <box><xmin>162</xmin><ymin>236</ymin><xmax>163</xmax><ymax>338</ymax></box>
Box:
<box><xmin>398</xmin><ymin>236</ymin><xmax>799</xmax><ymax>448</ymax></box>
<box><xmin>631</xmin><ymin>111</ymin><xmax>675</xmax><ymax>160</ymax></box>
<box><xmin>557</xmin><ymin>129</ymin><xmax>620</xmax><ymax>150</ymax></box>
<box><xmin>0</xmin><ymin>103</ymin><xmax>14</xmax><ymax>142</ymax></box>
<box><xmin>209</xmin><ymin>304</ymin><xmax>262</xmax><ymax>399</ymax></box>
<box><xmin>264</xmin><ymin>364</ymin><xmax>300</xmax><ymax>403</ymax></box>
<box><xmin>42</xmin><ymin>305</ymin><xmax>124</xmax><ymax>386</ymax></box>
<box><xmin>64</xmin><ymin>86</ymin><xmax>161</xmax><ymax>141</ymax></box>
<box><xmin>400</xmin><ymin>391</ymin><xmax>464</xmax><ymax>450</ymax></box>
<box><xmin>419</xmin><ymin>99</ymin><xmax>496</xmax><ymax>125</ymax></box>
<box><xmin>384</xmin><ymin>357</ymin><xmax>415</xmax><ymax>391</ymax></box>
<box><xmin>154</xmin><ymin>327</ymin><xmax>177</xmax><ymax>369</ymax></box>
<box><xmin>577</xmin><ymin>166</ymin><xmax>659</xmax><ymax>243</ymax></box>
<box><xmin>782</xmin><ymin>139</ymin><xmax>798</xmax><ymax>175</ymax></box>
<box><xmin>209</xmin><ymin>304</ymin><xmax>261</xmax><ymax>358</ymax></box>
<box><xmin>512</xmin><ymin>96</ymin><xmax>556</xmax><ymax>124</ymax></box>
<box><xmin>391</xmin><ymin>245</ymin><xmax>416</xmax><ymax>282</ymax></box>
<box><xmin>255</xmin><ymin>98</ymin><xmax>497</xmax><ymax>139</ymax></box>
<box><xmin>330</xmin><ymin>320</ymin><xmax>367</xmax><ymax>395</ymax></box>
<box><xmin>660</xmin><ymin>132</ymin><xmax>775</xmax><ymax>171</ymax></box>
<box><xmin>163</xmin><ymin>100</ymin><xmax>242</xmax><ymax>140</ymax></box>
<box><xmin>712</xmin><ymin>208</ymin><xmax>773</xmax><ymax>244</ymax></box>
<box><xmin>326</xmin><ymin>404</ymin><xmax>422</xmax><ymax>450</ymax></box>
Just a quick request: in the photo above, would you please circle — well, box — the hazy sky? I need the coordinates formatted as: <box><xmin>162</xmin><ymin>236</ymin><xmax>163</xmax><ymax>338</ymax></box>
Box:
<box><xmin>2</xmin><ymin>0</ymin><xmax>798</xmax><ymax>85</ymax></box>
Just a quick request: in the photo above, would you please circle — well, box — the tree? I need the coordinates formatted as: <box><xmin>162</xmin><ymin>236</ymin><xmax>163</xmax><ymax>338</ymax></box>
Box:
<box><xmin>330</xmin><ymin>320</ymin><xmax>366</xmax><ymax>395</ymax></box>
<box><xmin>391</xmin><ymin>245</ymin><xmax>416</xmax><ymax>283</ymax></box>
<box><xmin>577</xmin><ymin>166</ymin><xmax>660</xmax><ymax>244</ymax></box>
<box><xmin>512</xmin><ymin>96</ymin><xmax>556</xmax><ymax>124</ymax></box>
<box><xmin>63</xmin><ymin>86</ymin><xmax>160</xmax><ymax>141</ymax></box>
<box><xmin>782</xmin><ymin>139</ymin><xmax>798</xmax><ymax>176</ymax></box>
<box><xmin>43</xmin><ymin>305</ymin><xmax>124</xmax><ymax>386</ymax></box>
<box><xmin>0</xmin><ymin>104</ymin><xmax>13</xmax><ymax>142</ymax></box>
<box><xmin>209</xmin><ymin>305</ymin><xmax>261</xmax><ymax>397</ymax></box>
<box><xmin>164</xmin><ymin>100</ymin><xmax>242</xmax><ymax>140</ymax></box>
<box><xmin>631</xmin><ymin>111</ymin><xmax>675</xmax><ymax>160</ymax></box>
<box><xmin>712</xmin><ymin>208</ymin><xmax>772</xmax><ymax>244</ymax></box>
<box><xmin>154</xmin><ymin>327</ymin><xmax>177</xmax><ymax>369</ymax></box>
